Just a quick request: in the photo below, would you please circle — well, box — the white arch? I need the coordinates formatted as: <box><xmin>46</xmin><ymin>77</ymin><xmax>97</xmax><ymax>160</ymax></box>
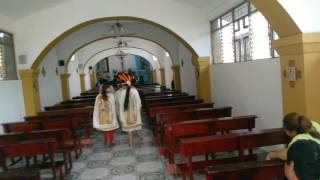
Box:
<box><xmin>85</xmin><ymin>48</ymin><xmax>160</xmax><ymax>71</ymax></box>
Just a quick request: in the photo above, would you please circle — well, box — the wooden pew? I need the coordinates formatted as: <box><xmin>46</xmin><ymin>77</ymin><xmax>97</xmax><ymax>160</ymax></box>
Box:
<box><xmin>155</xmin><ymin>107</ymin><xmax>233</xmax><ymax>145</ymax></box>
<box><xmin>205</xmin><ymin>159</ymin><xmax>285</xmax><ymax>180</ymax></box>
<box><xmin>60</xmin><ymin>98</ymin><xmax>95</xmax><ymax>104</ymax></box>
<box><xmin>36</xmin><ymin>107</ymin><xmax>93</xmax><ymax>139</ymax></box>
<box><xmin>80</xmin><ymin>92</ymin><xmax>98</xmax><ymax>96</ymax></box>
<box><xmin>44</xmin><ymin>102</ymin><xmax>93</xmax><ymax>111</ymax></box>
<box><xmin>0</xmin><ymin>168</ymin><xmax>40</xmax><ymax>180</ymax></box>
<box><xmin>178</xmin><ymin>128</ymin><xmax>286</xmax><ymax>180</ymax></box>
<box><xmin>148</xmin><ymin>103</ymin><xmax>214</xmax><ymax>119</ymax></box>
<box><xmin>141</xmin><ymin>91</ymin><xmax>182</xmax><ymax>97</ymax></box>
<box><xmin>145</xmin><ymin>96</ymin><xmax>195</xmax><ymax>105</ymax></box>
<box><xmin>148</xmin><ymin>99</ymin><xmax>204</xmax><ymax>109</ymax></box>
<box><xmin>2</xmin><ymin>119</ymin><xmax>83</xmax><ymax>158</ymax></box>
<box><xmin>164</xmin><ymin>115</ymin><xmax>256</xmax><ymax>165</ymax></box>
<box><xmin>0</xmin><ymin>138</ymin><xmax>64</xmax><ymax>180</ymax></box>
<box><xmin>142</xmin><ymin>93</ymin><xmax>190</xmax><ymax>108</ymax></box>
<box><xmin>73</xmin><ymin>95</ymin><xmax>96</xmax><ymax>100</ymax></box>
<box><xmin>144</xmin><ymin>93</ymin><xmax>188</xmax><ymax>100</ymax></box>
<box><xmin>0</xmin><ymin>129</ymin><xmax>73</xmax><ymax>173</ymax></box>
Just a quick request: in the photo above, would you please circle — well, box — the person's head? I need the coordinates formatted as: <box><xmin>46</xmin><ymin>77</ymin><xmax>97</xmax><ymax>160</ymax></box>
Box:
<box><xmin>99</xmin><ymin>83</ymin><xmax>113</xmax><ymax>100</ymax></box>
<box><xmin>283</xmin><ymin>113</ymin><xmax>320</xmax><ymax>139</ymax></box>
<box><xmin>287</xmin><ymin>140</ymin><xmax>320</xmax><ymax>180</ymax></box>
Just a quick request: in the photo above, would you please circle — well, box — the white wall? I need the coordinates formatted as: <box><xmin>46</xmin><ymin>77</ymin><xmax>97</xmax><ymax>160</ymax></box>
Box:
<box><xmin>163</xmin><ymin>53</ymin><xmax>173</xmax><ymax>88</ymax></box>
<box><xmin>0</xmin><ymin>80</ymin><xmax>25</xmax><ymax>133</ymax></box>
<box><xmin>0</xmin><ymin>14</ymin><xmax>15</xmax><ymax>32</ymax></box>
<box><xmin>278</xmin><ymin>0</ymin><xmax>320</xmax><ymax>33</ymax></box>
<box><xmin>179</xmin><ymin>44</ymin><xmax>197</xmax><ymax>96</ymax></box>
<box><xmin>0</xmin><ymin>14</ymin><xmax>26</xmax><ymax>134</ymax></box>
<box><xmin>69</xmin><ymin>60</ymin><xmax>81</xmax><ymax>98</ymax></box>
<box><xmin>211</xmin><ymin>58</ymin><xmax>283</xmax><ymax>130</ymax></box>
<box><xmin>38</xmin><ymin>48</ymin><xmax>63</xmax><ymax>109</ymax></box>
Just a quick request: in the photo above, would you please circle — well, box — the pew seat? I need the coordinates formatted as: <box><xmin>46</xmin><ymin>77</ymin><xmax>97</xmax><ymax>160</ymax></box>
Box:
<box><xmin>0</xmin><ymin>139</ymin><xmax>64</xmax><ymax>180</ymax></box>
<box><xmin>0</xmin><ymin>168</ymin><xmax>40</xmax><ymax>180</ymax></box>
<box><xmin>205</xmin><ymin>159</ymin><xmax>285</xmax><ymax>180</ymax></box>
<box><xmin>177</xmin><ymin>128</ymin><xmax>286</xmax><ymax>180</ymax></box>
<box><xmin>164</xmin><ymin>115</ymin><xmax>256</xmax><ymax>165</ymax></box>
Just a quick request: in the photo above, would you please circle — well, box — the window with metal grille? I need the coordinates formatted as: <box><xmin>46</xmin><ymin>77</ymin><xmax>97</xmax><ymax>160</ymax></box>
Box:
<box><xmin>210</xmin><ymin>2</ymin><xmax>279</xmax><ymax>64</ymax></box>
<box><xmin>0</xmin><ymin>31</ymin><xmax>17</xmax><ymax>80</ymax></box>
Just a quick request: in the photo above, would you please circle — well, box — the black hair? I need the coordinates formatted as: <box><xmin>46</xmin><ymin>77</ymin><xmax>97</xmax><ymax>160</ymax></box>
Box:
<box><xmin>124</xmin><ymin>85</ymin><xmax>131</xmax><ymax>111</ymax></box>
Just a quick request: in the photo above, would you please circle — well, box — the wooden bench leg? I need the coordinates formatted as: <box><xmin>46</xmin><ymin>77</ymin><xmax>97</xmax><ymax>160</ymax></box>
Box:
<box><xmin>67</xmin><ymin>152</ymin><xmax>72</xmax><ymax>172</ymax></box>
<box><xmin>59</xmin><ymin>167</ymin><xmax>64</xmax><ymax>180</ymax></box>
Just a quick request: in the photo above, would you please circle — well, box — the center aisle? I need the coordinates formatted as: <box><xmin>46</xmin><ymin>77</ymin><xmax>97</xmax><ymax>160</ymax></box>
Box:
<box><xmin>63</xmin><ymin>113</ymin><xmax>177</xmax><ymax>180</ymax></box>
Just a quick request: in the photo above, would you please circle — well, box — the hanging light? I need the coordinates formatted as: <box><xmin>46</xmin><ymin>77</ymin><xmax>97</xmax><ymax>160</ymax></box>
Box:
<box><xmin>109</xmin><ymin>21</ymin><xmax>126</xmax><ymax>35</ymax></box>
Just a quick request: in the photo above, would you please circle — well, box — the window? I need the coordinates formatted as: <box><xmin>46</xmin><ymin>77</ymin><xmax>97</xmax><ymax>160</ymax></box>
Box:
<box><xmin>0</xmin><ymin>44</ymin><xmax>5</xmax><ymax>80</ymax></box>
<box><xmin>210</xmin><ymin>2</ymin><xmax>279</xmax><ymax>64</ymax></box>
<box><xmin>0</xmin><ymin>31</ymin><xmax>17</xmax><ymax>80</ymax></box>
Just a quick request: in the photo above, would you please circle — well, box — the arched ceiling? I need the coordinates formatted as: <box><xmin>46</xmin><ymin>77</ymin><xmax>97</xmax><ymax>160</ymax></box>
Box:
<box><xmin>43</xmin><ymin>20</ymin><xmax>190</xmax><ymax>70</ymax></box>
<box><xmin>84</xmin><ymin>48</ymin><xmax>162</xmax><ymax>73</ymax></box>
<box><xmin>68</xmin><ymin>37</ymin><xmax>171</xmax><ymax>73</ymax></box>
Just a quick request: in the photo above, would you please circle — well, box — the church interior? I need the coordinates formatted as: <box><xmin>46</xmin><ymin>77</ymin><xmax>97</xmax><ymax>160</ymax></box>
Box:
<box><xmin>0</xmin><ymin>0</ymin><xmax>319</xmax><ymax>179</ymax></box>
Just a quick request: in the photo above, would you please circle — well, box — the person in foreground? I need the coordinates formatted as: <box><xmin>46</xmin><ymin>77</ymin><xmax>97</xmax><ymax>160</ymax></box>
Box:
<box><xmin>266</xmin><ymin>113</ymin><xmax>320</xmax><ymax>180</ymax></box>
<box><xmin>116</xmin><ymin>73</ymin><xmax>142</xmax><ymax>147</ymax></box>
<box><xmin>285</xmin><ymin>140</ymin><xmax>320</xmax><ymax>180</ymax></box>
<box><xmin>93</xmin><ymin>83</ymin><xmax>119</xmax><ymax>147</ymax></box>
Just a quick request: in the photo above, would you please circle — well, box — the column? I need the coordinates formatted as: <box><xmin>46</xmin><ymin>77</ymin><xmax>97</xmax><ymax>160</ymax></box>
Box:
<box><xmin>273</xmin><ymin>33</ymin><xmax>320</xmax><ymax>121</ymax></box>
<box><xmin>159</xmin><ymin>68</ymin><xmax>166</xmax><ymax>86</ymax></box>
<box><xmin>79</xmin><ymin>73</ymin><xmax>86</xmax><ymax>93</ymax></box>
<box><xmin>60</xmin><ymin>73</ymin><xmax>71</xmax><ymax>101</ymax></box>
<box><xmin>152</xmin><ymin>69</ymin><xmax>158</xmax><ymax>84</ymax></box>
<box><xmin>195</xmin><ymin>57</ymin><xmax>212</xmax><ymax>103</ymax></box>
<box><xmin>90</xmin><ymin>72</ymin><xmax>96</xmax><ymax>90</ymax></box>
<box><xmin>171</xmin><ymin>65</ymin><xmax>181</xmax><ymax>90</ymax></box>
<box><xmin>19</xmin><ymin>69</ymin><xmax>41</xmax><ymax>116</ymax></box>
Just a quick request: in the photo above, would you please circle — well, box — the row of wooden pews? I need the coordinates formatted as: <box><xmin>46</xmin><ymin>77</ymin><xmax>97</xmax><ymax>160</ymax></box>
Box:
<box><xmin>0</xmin><ymin>83</ymin><xmax>167</xmax><ymax>179</ymax></box>
<box><xmin>0</xmin><ymin>86</ymin><xmax>100</xmax><ymax>179</ymax></box>
<box><xmin>139</xmin><ymin>86</ymin><xmax>288</xmax><ymax>180</ymax></box>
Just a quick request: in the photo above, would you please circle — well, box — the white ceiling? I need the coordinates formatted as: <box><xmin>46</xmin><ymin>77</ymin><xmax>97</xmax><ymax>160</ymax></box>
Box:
<box><xmin>171</xmin><ymin>0</ymin><xmax>223</xmax><ymax>8</ymax></box>
<box><xmin>0</xmin><ymin>0</ymin><xmax>68</xmax><ymax>19</ymax></box>
<box><xmin>0</xmin><ymin>0</ymin><xmax>244</xmax><ymax>20</ymax></box>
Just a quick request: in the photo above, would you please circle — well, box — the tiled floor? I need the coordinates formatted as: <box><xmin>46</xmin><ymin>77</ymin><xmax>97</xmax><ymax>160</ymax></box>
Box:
<box><xmin>62</xmin><ymin>126</ymin><xmax>176</xmax><ymax>180</ymax></box>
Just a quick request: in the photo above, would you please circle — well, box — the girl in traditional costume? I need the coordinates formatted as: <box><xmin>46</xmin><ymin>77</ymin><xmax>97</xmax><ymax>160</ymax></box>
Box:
<box><xmin>93</xmin><ymin>84</ymin><xmax>119</xmax><ymax>147</ymax></box>
<box><xmin>116</xmin><ymin>73</ymin><xmax>142</xmax><ymax>146</ymax></box>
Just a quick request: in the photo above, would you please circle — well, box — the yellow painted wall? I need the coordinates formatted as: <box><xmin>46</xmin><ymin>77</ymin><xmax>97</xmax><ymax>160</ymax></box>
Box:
<box><xmin>152</xmin><ymin>70</ymin><xmax>157</xmax><ymax>84</ymax></box>
<box><xmin>171</xmin><ymin>65</ymin><xmax>181</xmax><ymax>90</ymax></box>
<box><xmin>79</xmin><ymin>73</ymin><xmax>86</xmax><ymax>92</ymax></box>
<box><xmin>60</xmin><ymin>73</ymin><xmax>71</xmax><ymax>100</ymax></box>
<box><xmin>196</xmin><ymin>57</ymin><xmax>212</xmax><ymax>103</ymax></box>
<box><xmin>90</xmin><ymin>72</ymin><xmax>96</xmax><ymax>90</ymax></box>
<box><xmin>159</xmin><ymin>68</ymin><xmax>165</xmax><ymax>86</ymax></box>
<box><xmin>273</xmin><ymin>33</ymin><xmax>320</xmax><ymax>121</ymax></box>
<box><xmin>19</xmin><ymin>69</ymin><xmax>41</xmax><ymax>116</ymax></box>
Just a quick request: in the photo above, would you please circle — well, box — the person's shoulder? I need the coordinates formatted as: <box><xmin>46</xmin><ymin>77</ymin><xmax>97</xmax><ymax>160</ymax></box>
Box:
<box><xmin>312</xmin><ymin>121</ymin><xmax>320</xmax><ymax>132</ymax></box>
<box><xmin>96</xmin><ymin>94</ymin><xmax>102</xmax><ymax>99</ymax></box>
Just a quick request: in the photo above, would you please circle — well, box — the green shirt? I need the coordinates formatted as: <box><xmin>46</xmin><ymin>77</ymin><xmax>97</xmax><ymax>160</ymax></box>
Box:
<box><xmin>288</xmin><ymin>121</ymin><xmax>320</xmax><ymax>148</ymax></box>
